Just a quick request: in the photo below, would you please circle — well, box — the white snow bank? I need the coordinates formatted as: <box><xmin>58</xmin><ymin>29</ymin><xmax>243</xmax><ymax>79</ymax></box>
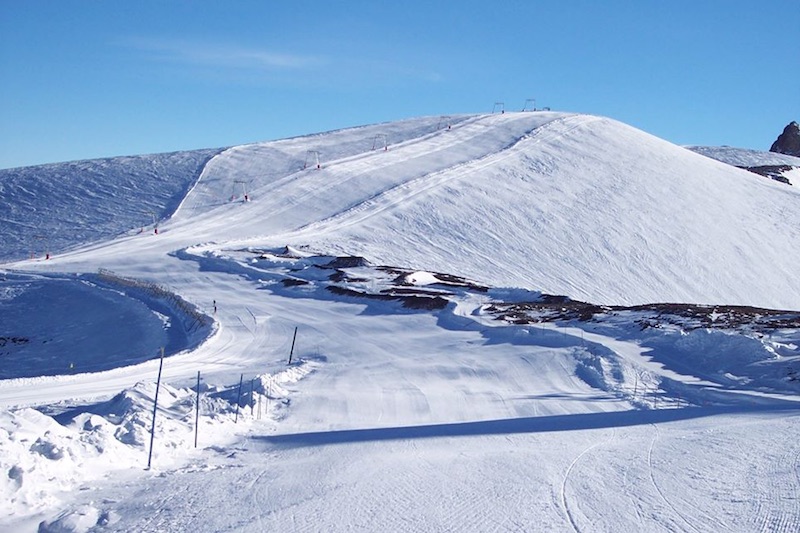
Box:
<box><xmin>1</xmin><ymin>360</ymin><xmax>317</xmax><ymax>528</ymax></box>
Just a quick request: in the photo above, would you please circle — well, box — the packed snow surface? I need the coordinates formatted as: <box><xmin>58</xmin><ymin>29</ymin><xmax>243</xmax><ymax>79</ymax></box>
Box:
<box><xmin>1</xmin><ymin>112</ymin><xmax>799</xmax><ymax>532</ymax></box>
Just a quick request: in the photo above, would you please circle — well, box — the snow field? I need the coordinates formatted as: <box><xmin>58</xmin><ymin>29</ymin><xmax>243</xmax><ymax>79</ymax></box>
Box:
<box><xmin>1</xmin><ymin>111</ymin><xmax>800</xmax><ymax>531</ymax></box>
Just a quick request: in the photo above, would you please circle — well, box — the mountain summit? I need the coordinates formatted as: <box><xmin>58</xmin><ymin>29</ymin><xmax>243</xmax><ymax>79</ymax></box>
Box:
<box><xmin>770</xmin><ymin>121</ymin><xmax>800</xmax><ymax>156</ymax></box>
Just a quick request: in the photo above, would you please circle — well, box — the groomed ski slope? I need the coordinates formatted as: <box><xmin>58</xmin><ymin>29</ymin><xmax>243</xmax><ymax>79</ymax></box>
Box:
<box><xmin>18</xmin><ymin>111</ymin><xmax>800</xmax><ymax>308</ymax></box>
<box><xmin>1</xmin><ymin>112</ymin><xmax>799</xmax><ymax>532</ymax></box>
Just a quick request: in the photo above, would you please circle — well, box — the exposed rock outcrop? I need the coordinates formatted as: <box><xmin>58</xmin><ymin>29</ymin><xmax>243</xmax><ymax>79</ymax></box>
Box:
<box><xmin>770</xmin><ymin>121</ymin><xmax>800</xmax><ymax>156</ymax></box>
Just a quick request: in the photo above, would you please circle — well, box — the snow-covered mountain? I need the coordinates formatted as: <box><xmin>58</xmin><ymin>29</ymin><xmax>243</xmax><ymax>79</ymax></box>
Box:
<box><xmin>688</xmin><ymin>144</ymin><xmax>800</xmax><ymax>186</ymax></box>
<box><xmin>5</xmin><ymin>112</ymin><xmax>800</xmax><ymax>308</ymax></box>
<box><xmin>2</xmin><ymin>112</ymin><xmax>799</xmax><ymax>533</ymax></box>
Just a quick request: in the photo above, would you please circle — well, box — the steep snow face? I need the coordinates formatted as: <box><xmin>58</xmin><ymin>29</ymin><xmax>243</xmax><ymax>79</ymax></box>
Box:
<box><xmin>0</xmin><ymin>149</ymin><xmax>220</xmax><ymax>263</ymax></box>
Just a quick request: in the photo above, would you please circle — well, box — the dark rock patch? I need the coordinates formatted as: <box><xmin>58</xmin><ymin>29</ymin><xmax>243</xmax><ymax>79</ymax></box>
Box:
<box><xmin>770</xmin><ymin>121</ymin><xmax>800</xmax><ymax>157</ymax></box>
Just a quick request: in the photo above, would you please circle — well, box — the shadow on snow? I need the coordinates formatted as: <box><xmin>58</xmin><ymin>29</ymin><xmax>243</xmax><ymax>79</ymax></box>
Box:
<box><xmin>256</xmin><ymin>402</ymin><xmax>800</xmax><ymax>449</ymax></box>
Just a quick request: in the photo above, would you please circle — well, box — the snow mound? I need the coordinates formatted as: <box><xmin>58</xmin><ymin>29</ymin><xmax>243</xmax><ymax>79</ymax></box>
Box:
<box><xmin>0</xmin><ymin>360</ymin><xmax>317</xmax><ymax>527</ymax></box>
<box><xmin>38</xmin><ymin>504</ymin><xmax>107</xmax><ymax>533</ymax></box>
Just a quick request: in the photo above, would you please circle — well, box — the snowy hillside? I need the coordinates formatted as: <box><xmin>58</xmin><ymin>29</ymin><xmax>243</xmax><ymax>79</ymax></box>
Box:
<box><xmin>688</xmin><ymin>145</ymin><xmax>800</xmax><ymax>186</ymax></box>
<box><xmin>0</xmin><ymin>149</ymin><xmax>221</xmax><ymax>263</ymax></box>
<box><xmin>9</xmin><ymin>112</ymin><xmax>800</xmax><ymax>308</ymax></box>
<box><xmin>688</xmin><ymin>145</ymin><xmax>800</xmax><ymax>167</ymax></box>
<box><xmin>1</xmin><ymin>112</ymin><xmax>799</xmax><ymax>532</ymax></box>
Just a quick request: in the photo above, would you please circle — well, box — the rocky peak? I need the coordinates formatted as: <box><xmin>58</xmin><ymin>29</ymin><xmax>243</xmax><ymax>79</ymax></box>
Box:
<box><xmin>770</xmin><ymin>121</ymin><xmax>800</xmax><ymax>156</ymax></box>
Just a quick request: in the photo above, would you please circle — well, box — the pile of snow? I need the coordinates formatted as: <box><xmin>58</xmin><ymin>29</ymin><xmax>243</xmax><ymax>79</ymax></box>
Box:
<box><xmin>1</xmin><ymin>360</ymin><xmax>316</xmax><ymax>531</ymax></box>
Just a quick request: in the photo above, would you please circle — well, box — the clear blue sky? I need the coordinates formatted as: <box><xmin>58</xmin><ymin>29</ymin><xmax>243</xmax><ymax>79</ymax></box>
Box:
<box><xmin>1</xmin><ymin>0</ymin><xmax>798</xmax><ymax>169</ymax></box>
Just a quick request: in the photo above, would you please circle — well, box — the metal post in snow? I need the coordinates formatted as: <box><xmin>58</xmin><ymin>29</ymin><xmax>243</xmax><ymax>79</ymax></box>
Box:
<box><xmin>194</xmin><ymin>371</ymin><xmax>200</xmax><ymax>448</ymax></box>
<box><xmin>147</xmin><ymin>347</ymin><xmax>165</xmax><ymax>469</ymax></box>
<box><xmin>288</xmin><ymin>326</ymin><xmax>298</xmax><ymax>365</ymax></box>
<box><xmin>249</xmin><ymin>378</ymin><xmax>255</xmax><ymax>412</ymax></box>
<box><xmin>523</xmin><ymin>98</ymin><xmax>536</xmax><ymax>111</ymax></box>
<box><xmin>266</xmin><ymin>377</ymin><xmax>271</xmax><ymax>416</ymax></box>
<box><xmin>234</xmin><ymin>374</ymin><xmax>244</xmax><ymax>423</ymax></box>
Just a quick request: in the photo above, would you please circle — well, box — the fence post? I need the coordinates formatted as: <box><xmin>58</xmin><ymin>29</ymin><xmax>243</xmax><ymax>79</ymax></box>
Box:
<box><xmin>234</xmin><ymin>374</ymin><xmax>244</xmax><ymax>423</ymax></box>
<box><xmin>249</xmin><ymin>378</ymin><xmax>255</xmax><ymax>413</ymax></box>
<box><xmin>147</xmin><ymin>347</ymin><xmax>165</xmax><ymax>469</ymax></box>
<box><xmin>266</xmin><ymin>377</ymin><xmax>271</xmax><ymax>417</ymax></box>
<box><xmin>194</xmin><ymin>371</ymin><xmax>201</xmax><ymax>448</ymax></box>
<box><xmin>288</xmin><ymin>326</ymin><xmax>298</xmax><ymax>365</ymax></box>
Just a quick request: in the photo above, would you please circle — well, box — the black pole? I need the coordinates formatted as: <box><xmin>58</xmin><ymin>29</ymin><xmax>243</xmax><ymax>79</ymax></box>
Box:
<box><xmin>147</xmin><ymin>347</ymin><xmax>165</xmax><ymax>469</ymax></box>
<box><xmin>234</xmin><ymin>373</ymin><xmax>243</xmax><ymax>423</ymax></box>
<box><xmin>288</xmin><ymin>326</ymin><xmax>298</xmax><ymax>365</ymax></box>
<box><xmin>194</xmin><ymin>371</ymin><xmax>200</xmax><ymax>448</ymax></box>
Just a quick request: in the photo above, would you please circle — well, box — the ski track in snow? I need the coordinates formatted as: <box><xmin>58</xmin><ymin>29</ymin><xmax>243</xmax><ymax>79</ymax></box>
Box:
<box><xmin>646</xmin><ymin>423</ymin><xmax>703</xmax><ymax>533</ymax></box>
<box><xmin>750</xmin><ymin>416</ymin><xmax>800</xmax><ymax>533</ymax></box>
<box><xmin>276</xmin><ymin>114</ymin><xmax>594</xmax><ymax>241</ymax></box>
<box><xmin>560</xmin><ymin>428</ymin><xmax>617</xmax><ymax>533</ymax></box>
